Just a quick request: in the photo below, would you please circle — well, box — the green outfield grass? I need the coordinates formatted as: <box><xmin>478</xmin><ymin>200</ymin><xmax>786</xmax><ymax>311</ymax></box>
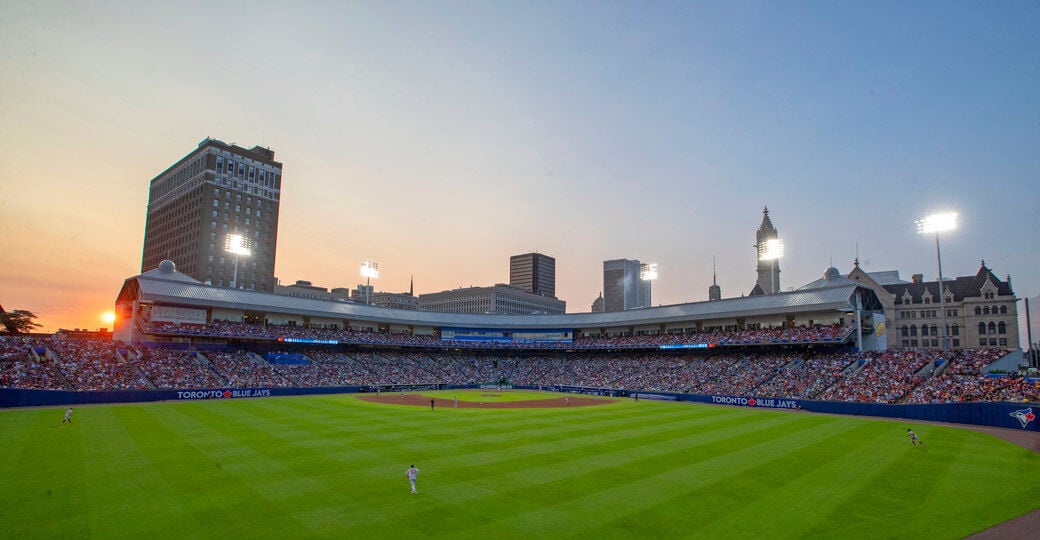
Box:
<box><xmin>1</xmin><ymin>394</ymin><xmax>1037</xmax><ymax>538</ymax></box>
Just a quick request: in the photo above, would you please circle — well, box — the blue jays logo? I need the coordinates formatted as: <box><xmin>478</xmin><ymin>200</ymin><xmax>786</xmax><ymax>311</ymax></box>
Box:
<box><xmin>1009</xmin><ymin>408</ymin><xmax>1035</xmax><ymax>429</ymax></box>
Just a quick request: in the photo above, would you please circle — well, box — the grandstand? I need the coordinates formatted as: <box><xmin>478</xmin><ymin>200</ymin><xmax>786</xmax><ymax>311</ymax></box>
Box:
<box><xmin>2</xmin><ymin>261</ymin><xmax>1036</xmax><ymax>423</ymax></box>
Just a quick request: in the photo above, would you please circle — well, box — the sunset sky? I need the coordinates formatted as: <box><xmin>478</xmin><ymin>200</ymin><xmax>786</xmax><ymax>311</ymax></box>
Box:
<box><xmin>1</xmin><ymin>1</ymin><xmax>1038</xmax><ymax>344</ymax></box>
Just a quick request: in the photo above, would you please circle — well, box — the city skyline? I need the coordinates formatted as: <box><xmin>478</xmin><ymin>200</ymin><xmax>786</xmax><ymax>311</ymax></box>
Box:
<box><xmin>1</xmin><ymin>2</ymin><xmax>1037</xmax><ymax>345</ymax></box>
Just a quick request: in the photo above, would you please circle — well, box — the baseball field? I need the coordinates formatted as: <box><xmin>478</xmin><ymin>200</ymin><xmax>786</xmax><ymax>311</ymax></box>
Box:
<box><xmin>1</xmin><ymin>390</ymin><xmax>1037</xmax><ymax>538</ymax></box>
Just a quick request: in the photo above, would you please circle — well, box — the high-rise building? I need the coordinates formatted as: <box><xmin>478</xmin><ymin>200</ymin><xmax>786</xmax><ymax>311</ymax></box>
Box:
<box><xmin>603</xmin><ymin>259</ymin><xmax>650</xmax><ymax>311</ymax></box>
<box><xmin>509</xmin><ymin>252</ymin><xmax>556</xmax><ymax>298</ymax></box>
<box><xmin>754</xmin><ymin>206</ymin><xmax>781</xmax><ymax>294</ymax></box>
<box><xmin>141</xmin><ymin>138</ymin><xmax>282</xmax><ymax>292</ymax></box>
<box><xmin>709</xmin><ymin>257</ymin><xmax>722</xmax><ymax>301</ymax></box>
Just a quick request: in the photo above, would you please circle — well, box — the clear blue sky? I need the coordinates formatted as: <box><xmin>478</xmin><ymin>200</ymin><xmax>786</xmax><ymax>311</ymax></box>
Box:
<box><xmin>1</xmin><ymin>1</ymin><xmax>1038</xmax><ymax>343</ymax></box>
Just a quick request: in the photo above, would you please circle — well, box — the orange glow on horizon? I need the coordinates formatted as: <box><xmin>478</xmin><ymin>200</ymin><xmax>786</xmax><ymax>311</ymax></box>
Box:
<box><xmin>101</xmin><ymin>311</ymin><xmax>116</xmax><ymax>326</ymax></box>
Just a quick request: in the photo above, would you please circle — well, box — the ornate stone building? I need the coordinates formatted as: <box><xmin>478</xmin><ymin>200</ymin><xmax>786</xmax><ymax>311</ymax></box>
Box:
<box><xmin>847</xmin><ymin>260</ymin><xmax>1019</xmax><ymax>350</ymax></box>
<box><xmin>752</xmin><ymin>207</ymin><xmax>781</xmax><ymax>295</ymax></box>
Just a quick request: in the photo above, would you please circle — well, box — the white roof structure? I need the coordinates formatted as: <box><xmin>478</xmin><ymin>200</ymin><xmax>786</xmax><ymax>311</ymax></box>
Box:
<box><xmin>116</xmin><ymin>261</ymin><xmax>884</xmax><ymax>332</ymax></box>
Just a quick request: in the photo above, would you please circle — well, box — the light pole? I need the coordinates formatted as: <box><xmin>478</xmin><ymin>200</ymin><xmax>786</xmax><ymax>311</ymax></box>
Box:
<box><xmin>225</xmin><ymin>234</ymin><xmax>252</xmax><ymax>289</ymax></box>
<box><xmin>917</xmin><ymin>212</ymin><xmax>956</xmax><ymax>350</ymax></box>
<box><xmin>640</xmin><ymin>263</ymin><xmax>658</xmax><ymax>308</ymax></box>
<box><xmin>758</xmin><ymin>238</ymin><xmax>784</xmax><ymax>294</ymax></box>
<box><xmin>360</xmin><ymin>261</ymin><xmax>379</xmax><ymax>305</ymax></box>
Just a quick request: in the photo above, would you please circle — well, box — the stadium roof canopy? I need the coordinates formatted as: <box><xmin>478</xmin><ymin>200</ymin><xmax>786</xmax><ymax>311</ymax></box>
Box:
<box><xmin>116</xmin><ymin>262</ymin><xmax>884</xmax><ymax>331</ymax></box>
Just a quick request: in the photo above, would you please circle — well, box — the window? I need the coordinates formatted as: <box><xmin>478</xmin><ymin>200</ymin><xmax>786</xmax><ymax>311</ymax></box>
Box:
<box><xmin>911</xmin><ymin>340</ymin><xmax>918</xmax><ymax>347</ymax></box>
<box><xmin>902</xmin><ymin>340</ymin><xmax>910</xmax><ymax>347</ymax></box>
<box><xmin>901</xmin><ymin>325</ymin><xmax>908</xmax><ymax>337</ymax></box>
<box><xmin>979</xmin><ymin>338</ymin><xmax>987</xmax><ymax>346</ymax></box>
<box><xmin>214</xmin><ymin>188</ymin><xmax>220</xmax><ymax>196</ymax></box>
<box><xmin>207</xmin><ymin>255</ymin><xmax>213</xmax><ymax>262</ymax></box>
<box><xmin>931</xmin><ymin>339</ymin><xmax>938</xmax><ymax>347</ymax></box>
<box><xmin>930</xmin><ymin>325</ymin><xmax>938</xmax><ymax>336</ymax></box>
<box><xmin>210</xmin><ymin>221</ymin><xmax>216</xmax><ymax>229</ymax></box>
<box><xmin>989</xmin><ymin>338</ymin><xmax>997</xmax><ymax>346</ymax></box>
<box><xmin>256</xmin><ymin>210</ymin><xmax>261</xmax><ymax>218</ymax></box>
<box><xmin>213</xmin><ymin>199</ymin><xmax>219</xmax><ymax>207</ymax></box>
<box><xmin>910</xmin><ymin>325</ymin><xmax>918</xmax><ymax>337</ymax></box>
<box><xmin>246</xmin><ymin>207</ymin><xmax>251</xmax><ymax>215</ymax></box>
<box><xmin>235</xmin><ymin>205</ymin><xmax>241</xmax><ymax>212</ymax></box>
<box><xmin>921</xmin><ymin>325</ymin><xmax>929</xmax><ymax>337</ymax></box>
<box><xmin>978</xmin><ymin>322</ymin><xmax>986</xmax><ymax>335</ymax></box>
<box><xmin>953</xmin><ymin>339</ymin><xmax>960</xmax><ymax>347</ymax></box>
<box><xmin>999</xmin><ymin>338</ymin><xmax>1007</xmax><ymax>346</ymax></box>
<box><xmin>999</xmin><ymin>305</ymin><xmax>1007</xmax><ymax>315</ymax></box>
<box><xmin>983</xmin><ymin>306</ymin><xmax>990</xmax><ymax>315</ymax></box>
<box><xmin>975</xmin><ymin>306</ymin><xmax>982</xmax><ymax>315</ymax></box>
<box><xmin>211</xmin><ymin>210</ymin><xmax>218</xmax><ymax>218</ymax></box>
<box><xmin>924</xmin><ymin>298</ymin><xmax>931</xmax><ymax>304</ymax></box>
<box><xmin>951</xmin><ymin>325</ymin><xmax>959</xmax><ymax>336</ymax></box>
<box><xmin>245</xmin><ymin>218</ymin><xmax>250</xmax><ymax>225</ymax></box>
<box><xmin>998</xmin><ymin>322</ymin><xmax>1006</xmax><ymax>334</ymax></box>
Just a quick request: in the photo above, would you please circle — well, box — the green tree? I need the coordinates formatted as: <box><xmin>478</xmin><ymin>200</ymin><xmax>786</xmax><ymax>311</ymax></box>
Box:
<box><xmin>0</xmin><ymin>309</ymin><xmax>42</xmax><ymax>334</ymax></box>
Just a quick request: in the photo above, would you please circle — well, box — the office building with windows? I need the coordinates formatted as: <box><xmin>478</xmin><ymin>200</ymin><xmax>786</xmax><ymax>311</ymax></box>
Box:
<box><xmin>603</xmin><ymin>259</ymin><xmax>650</xmax><ymax>312</ymax></box>
<box><xmin>509</xmin><ymin>252</ymin><xmax>556</xmax><ymax>298</ymax></box>
<box><xmin>141</xmin><ymin>138</ymin><xmax>281</xmax><ymax>292</ymax></box>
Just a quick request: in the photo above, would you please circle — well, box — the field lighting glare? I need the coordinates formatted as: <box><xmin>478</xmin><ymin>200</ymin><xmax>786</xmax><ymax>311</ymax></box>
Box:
<box><xmin>225</xmin><ymin>234</ymin><xmax>252</xmax><ymax>256</ymax></box>
<box><xmin>360</xmin><ymin>261</ymin><xmax>379</xmax><ymax>304</ymax></box>
<box><xmin>917</xmin><ymin>212</ymin><xmax>957</xmax><ymax>234</ymax></box>
<box><xmin>918</xmin><ymin>212</ymin><xmax>958</xmax><ymax>350</ymax></box>
<box><xmin>360</xmin><ymin>261</ymin><xmax>380</xmax><ymax>279</ymax></box>
<box><xmin>758</xmin><ymin>238</ymin><xmax>784</xmax><ymax>261</ymax></box>
<box><xmin>224</xmin><ymin>234</ymin><xmax>252</xmax><ymax>289</ymax></box>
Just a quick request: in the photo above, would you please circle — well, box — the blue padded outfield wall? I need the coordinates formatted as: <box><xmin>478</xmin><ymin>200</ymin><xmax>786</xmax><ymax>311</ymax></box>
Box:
<box><xmin>2</xmin><ymin>386</ymin><xmax>1036</xmax><ymax>432</ymax></box>
<box><xmin>0</xmin><ymin>386</ymin><xmax>363</xmax><ymax>408</ymax></box>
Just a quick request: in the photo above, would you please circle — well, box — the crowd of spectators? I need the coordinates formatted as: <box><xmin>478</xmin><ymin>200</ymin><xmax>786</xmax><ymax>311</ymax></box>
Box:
<box><xmin>0</xmin><ymin>336</ymin><xmax>35</xmax><ymax>361</ymax></box>
<box><xmin>46</xmin><ymin>336</ymin><xmax>147</xmax><ymax>391</ymax></box>
<box><xmin>131</xmin><ymin>347</ymin><xmax>224</xmax><ymax>390</ymax></box>
<box><xmin>205</xmin><ymin>351</ymin><xmax>288</xmax><ymax>388</ymax></box>
<box><xmin>145</xmin><ymin>321</ymin><xmax>851</xmax><ymax>349</ymax></box>
<box><xmin>817</xmin><ymin>350</ymin><xmax>939</xmax><ymax>403</ymax></box>
<box><xmin>3</xmin><ymin>336</ymin><xmax>1035</xmax><ymax>404</ymax></box>
<box><xmin>904</xmin><ymin>349</ymin><xmax>1040</xmax><ymax>404</ymax></box>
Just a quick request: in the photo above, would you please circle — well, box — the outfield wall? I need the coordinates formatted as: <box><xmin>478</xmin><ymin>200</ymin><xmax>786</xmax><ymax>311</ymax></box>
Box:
<box><xmin>0</xmin><ymin>386</ymin><xmax>363</xmax><ymax>408</ymax></box>
<box><xmin>2</xmin><ymin>386</ymin><xmax>1036</xmax><ymax>432</ymax></box>
<box><xmin>537</xmin><ymin>385</ymin><xmax>1039</xmax><ymax>432</ymax></box>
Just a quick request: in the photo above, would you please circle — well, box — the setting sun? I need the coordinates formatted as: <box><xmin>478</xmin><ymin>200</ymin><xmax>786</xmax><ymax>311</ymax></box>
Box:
<box><xmin>101</xmin><ymin>311</ymin><xmax>116</xmax><ymax>325</ymax></box>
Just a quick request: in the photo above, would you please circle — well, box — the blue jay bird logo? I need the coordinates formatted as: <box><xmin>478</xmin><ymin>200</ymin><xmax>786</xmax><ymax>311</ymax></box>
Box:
<box><xmin>1009</xmin><ymin>408</ymin><xmax>1035</xmax><ymax>429</ymax></box>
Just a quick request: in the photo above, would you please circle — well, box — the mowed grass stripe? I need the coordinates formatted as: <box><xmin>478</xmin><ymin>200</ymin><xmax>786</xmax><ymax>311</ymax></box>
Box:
<box><xmin>452</xmin><ymin>414</ymin><xmax>858</xmax><ymax>537</ymax></box>
<box><xmin>128</xmin><ymin>401</ymin><xmax>430</xmax><ymax>536</ymax></box>
<box><xmin>804</xmin><ymin>425</ymin><xmax>1040</xmax><ymax>538</ymax></box>
<box><xmin>153</xmin><ymin>400</ymin><xmax>432</xmax><ymax>536</ymax></box>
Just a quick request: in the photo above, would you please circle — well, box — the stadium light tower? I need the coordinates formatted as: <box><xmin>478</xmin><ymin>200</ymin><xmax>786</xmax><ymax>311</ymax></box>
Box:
<box><xmin>360</xmin><ymin>260</ymin><xmax>379</xmax><ymax>305</ymax></box>
<box><xmin>757</xmin><ymin>237</ymin><xmax>784</xmax><ymax>294</ymax></box>
<box><xmin>917</xmin><ymin>212</ymin><xmax>957</xmax><ymax>350</ymax></box>
<box><xmin>224</xmin><ymin>234</ymin><xmax>252</xmax><ymax>289</ymax></box>
<box><xmin>640</xmin><ymin>263</ymin><xmax>658</xmax><ymax>308</ymax></box>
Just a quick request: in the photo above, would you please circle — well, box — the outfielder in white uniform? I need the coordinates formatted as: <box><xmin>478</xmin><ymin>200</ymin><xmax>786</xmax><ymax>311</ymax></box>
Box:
<box><xmin>406</xmin><ymin>465</ymin><xmax>419</xmax><ymax>494</ymax></box>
